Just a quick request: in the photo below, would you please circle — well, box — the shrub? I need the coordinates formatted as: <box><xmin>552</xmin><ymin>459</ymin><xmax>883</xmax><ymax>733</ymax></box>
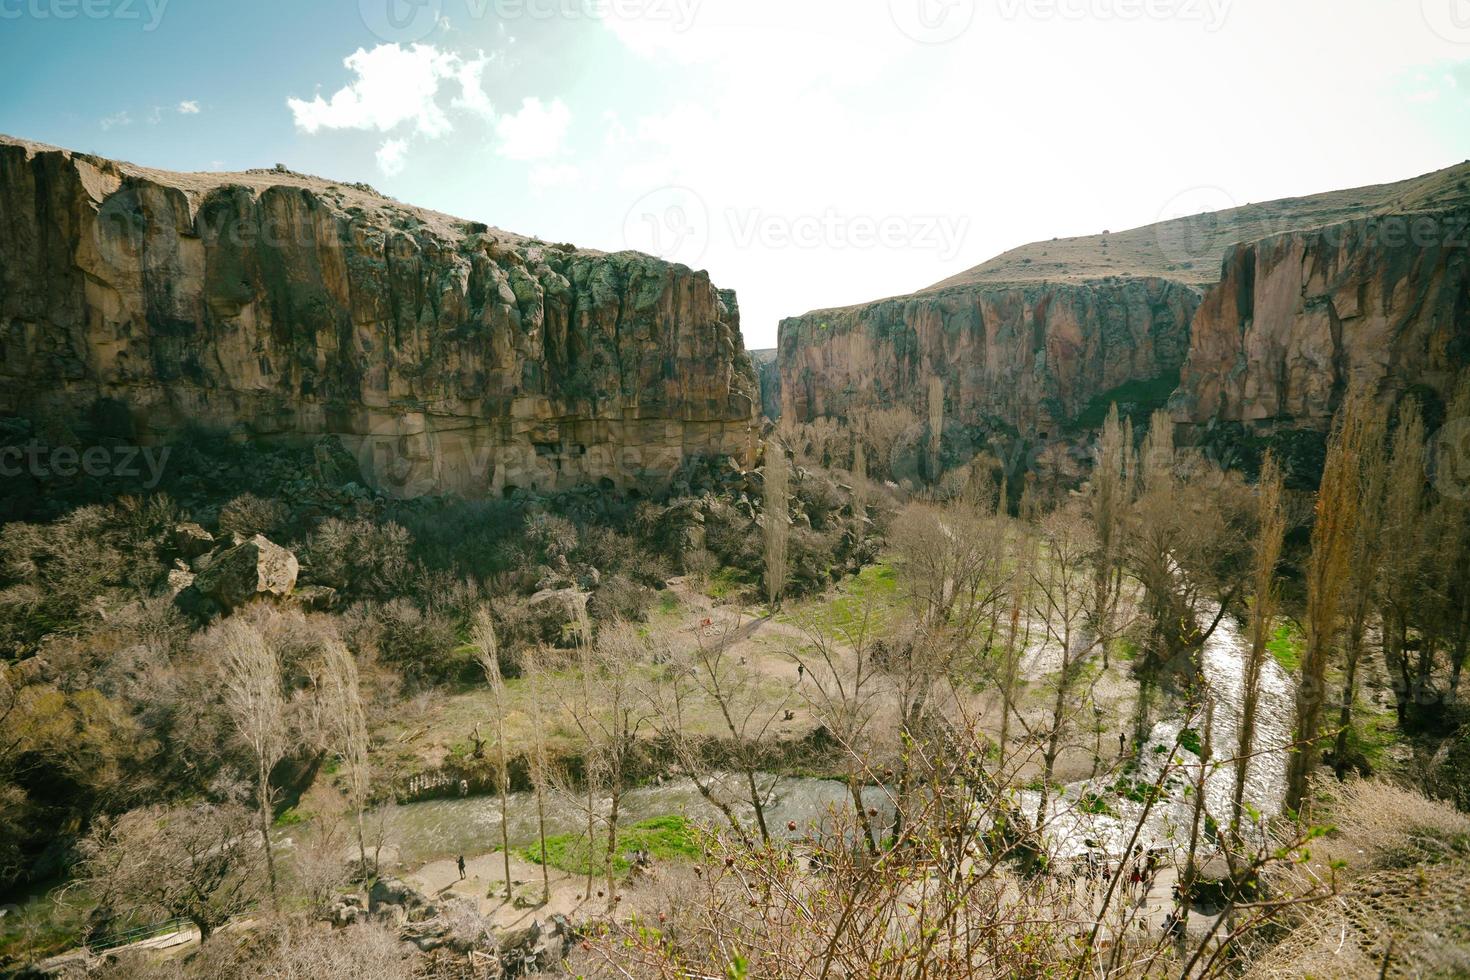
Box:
<box><xmin>302</xmin><ymin>518</ymin><xmax>412</xmax><ymax>599</ymax></box>
<box><xmin>588</xmin><ymin>574</ymin><xmax>653</xmax><ymax>624</ymax></box>
<box><xmin>217</xmin><ymin>493</ymin><xmax>289</xmax><ymax>539</ymax></box>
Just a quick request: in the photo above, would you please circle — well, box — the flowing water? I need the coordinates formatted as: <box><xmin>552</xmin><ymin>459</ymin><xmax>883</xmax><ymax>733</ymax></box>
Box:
<box><xmin>382</xmin><ymin>610</ymin><xmax>1291</xmax><ymax>870</ymax></box>
<box><xmin>1018</xmin><ymin>606</ymin><xmax>1295</xmax><ymax>861</ymax></box>
<box><xmin>377</xmin><ymin>775</ymin><xmax>894</xmax><ymax>867</ymax></box>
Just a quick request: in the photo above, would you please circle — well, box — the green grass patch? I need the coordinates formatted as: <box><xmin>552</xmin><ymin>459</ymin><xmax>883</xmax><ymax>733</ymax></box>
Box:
<box><xmin>519</xmin><ymin>815</ymin><xmax>699</xmax><ymax>877</ymax></box>
<box><xmin>273</xmin><ymin>806</ymin><xmax>307</xmax><ymax>827</ymax></box>
<box><xmin>1268</xmin><ymin>622</ymin><xmax>1304</xmax><ymax>673</ymax></box>
<box><xmin>782</xmin><ymin>560</ymin><xmax>900</xmax><ymax>636</ymax></box>
<box><xmin>708</xmin><ymin>566</ymin><xmax>756</xmax><ymax>602</ymax></box>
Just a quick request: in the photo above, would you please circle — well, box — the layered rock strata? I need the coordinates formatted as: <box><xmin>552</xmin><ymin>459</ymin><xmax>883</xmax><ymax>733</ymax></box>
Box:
<box><xmin>0</xmin><ymin>136</ymin><xmax>758</xmax><ymax>496</ymax></box>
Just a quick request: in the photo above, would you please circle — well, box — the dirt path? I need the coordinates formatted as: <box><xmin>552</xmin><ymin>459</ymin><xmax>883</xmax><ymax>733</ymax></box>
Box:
<box><xmin>406</xmin><ymin>851</ymin><xmax>595</xmax><ymax>931</ymax></box>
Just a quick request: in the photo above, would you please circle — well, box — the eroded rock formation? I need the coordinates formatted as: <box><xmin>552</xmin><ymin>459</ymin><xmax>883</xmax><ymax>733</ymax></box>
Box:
<box><xmin>1170</xmin><ymin>213</ymin><xmax>1470</xmax><ymax>430</ymax></box>
<box><xmin>778</xmin><ymin>278</ymin><xmax>1199</xmax><ymax>436</ymax></box>
<box><xmin>0</xmin><ymin>136</ymin><xmax>758</xmax><ymax>496</ymax></box>
<box><xmin>779</xmin><ymin>163</ymin><xmax>1470</xmax><ymax>445</ymax></box>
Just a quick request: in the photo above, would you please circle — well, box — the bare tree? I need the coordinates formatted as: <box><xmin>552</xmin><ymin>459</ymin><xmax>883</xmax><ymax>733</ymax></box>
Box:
<box><xmin>585</xmin><ymin>622</ymin><xmax>648</xmax><ymax>904</ymax></box>
<box><xmin>318</xmin><ymin>637</ymin><xmax>372</xmax><ymax>878</ymax></box>
<box><xmin>472</xmin><ymin>605</ymin><xmax>513</xmax><ymax>901</ymax></box>
<box><xmin>520</xmin><ymin>646</ymin><xmax>553</xmax><ymax>905</ymax></box>
<box><xmin>1232</xmin><ymin>455</ymin><xmax>1285</xmax><ymax>839</ymax></box>
<box><xmin>1334</xmin><ymin>411</ymin><xmax>1388</xmax><ymax>776</ymax></box>
<box><xmin>217</xmin><ymin>617</ymin><xmax>287</xmax><ymax>902</ymax></box>
<box><xmin>1379</xmin><ymin>399</ymin><xmax>1428</xmax><ymax>724</ymax></box>
<box><xmin>78</xmin><ymin>800</ymin><xmax>264</xmax><ymax>944</ymax></box>
<box><xmin>1023</xmin><ymin>502</ymin><xmax>1100</xmax><ymax>825</ymax></box>
<box><xmin>1287</xmin><ymin>390</ymin><xmax>1378</xmax><ymax>812</ymax></box>
<box><xmin>1089</xmin><ymin>404</ymin><xmax>1134</xmax><ymax>668</ymax></box>
<box><xmin>796</xmin><ymin>603</ymin><xmax>886</xmax><ymax>854</ymax></box>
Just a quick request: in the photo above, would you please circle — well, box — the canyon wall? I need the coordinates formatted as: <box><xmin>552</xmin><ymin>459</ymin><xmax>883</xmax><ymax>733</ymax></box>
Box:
<box><xmin>1170</xmin><ymin>212</ymin><xmax>1470</xmax><ymax>430</ymax></box>
<box><xmin>779</xmin><ymin>164</ymin><xmax>1470</xmax><ymax>450</ymax></box>
<box><xmin>0</xmin><ymin>137</ymin><xmax>759</xmax><ymax>496</ymax></box>
<box><xmin>778</xmin><ymin>278</ymin><xmax>1200</xmax><ymax>435</ymax></box>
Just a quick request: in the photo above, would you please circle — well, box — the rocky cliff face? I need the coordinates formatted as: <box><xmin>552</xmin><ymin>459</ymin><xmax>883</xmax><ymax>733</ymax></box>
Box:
<box><xmin>778</xmin><ymin>278</ymin><xmax>1199</xmax><ymax>435</ymax></box>
<box><xmin>0</xmin><ymin>136</ymin><xmax>758</xmax><ymax>496</ymax></box>
<box><xmin>1171</xmin><ymin>212</ymin><xmax>1470</xmax><ymax>430</ymax></box>
<box><xmin>748</xmin><ymin>348</ymin><xmax>780</xmax><ymax>420</ymax></box>
<box><xmin>779</xmin><ymin>163</ymin><xmax>1470</xmax><ymax>447</ymax></box>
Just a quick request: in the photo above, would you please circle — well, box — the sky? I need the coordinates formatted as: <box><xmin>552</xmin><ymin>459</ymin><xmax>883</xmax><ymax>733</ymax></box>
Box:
<box><xmin>1</xmin><ymin>0</ymin><xmax>1468</xmax><ymax>349</ymax></box>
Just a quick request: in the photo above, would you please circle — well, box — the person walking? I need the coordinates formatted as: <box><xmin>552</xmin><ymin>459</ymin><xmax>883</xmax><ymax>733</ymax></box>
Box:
<box><xmin>457</xmin><ymin>855</ymin><xmax>467</xmax><ymax>881</ymax></box>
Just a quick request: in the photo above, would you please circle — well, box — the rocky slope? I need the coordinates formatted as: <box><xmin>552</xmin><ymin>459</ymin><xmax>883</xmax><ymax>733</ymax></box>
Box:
<box><xmin>779</xmin><ymin>164</ymin><xmax>1470</xmax><ymax>442</ymax></box>
<box><xmin>0</xmin><ymin>135</ymin><xmax>758</xmax><ymax>497</ymax></box>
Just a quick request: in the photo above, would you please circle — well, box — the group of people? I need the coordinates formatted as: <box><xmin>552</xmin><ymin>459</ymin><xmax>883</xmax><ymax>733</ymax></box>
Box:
<box><xmin>1078</xmin><ymin>844</ymin><xmax>1162</xmax><ymax>902</ymax></box>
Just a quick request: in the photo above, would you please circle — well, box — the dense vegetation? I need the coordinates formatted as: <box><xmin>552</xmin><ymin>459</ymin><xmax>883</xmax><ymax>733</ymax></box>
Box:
<box><xmin>2</xmin><ymin>376</ymin><xmax>1469</xmax><ymax>977</ymax></box>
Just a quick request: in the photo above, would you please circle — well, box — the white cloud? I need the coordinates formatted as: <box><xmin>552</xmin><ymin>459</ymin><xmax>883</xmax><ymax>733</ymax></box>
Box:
<box><xmin>288</xmin><ymin>43</ymin><xmax>493</xmax><ymax>138</ymax></box>
<box><xmin>100</xmin><ymin>111</ymin><xmax>132</xmax><ymax>131</ymax></box>
<box><xmin>449</xmin><ymin>54</ymin><xmax>494</xmax><ymax>120</ymax></box>
<box><xmin>177</xmin><ymin>100</ymin><xmax>201</xmax><ymax>114</ymax></box>
<box><xmin>529</xmin><ymin>163</ymin><xmax>582</xmax><ymax>192</ymax></box>
<box><xmin>495</xmin><ymin>97</ymin><xmax>571</xmax><ymax>162</ymax></box>
<box><xmin>376</xmin><ymin>138</ymin><xmax>411</xmax><ymax>177</ymax></box>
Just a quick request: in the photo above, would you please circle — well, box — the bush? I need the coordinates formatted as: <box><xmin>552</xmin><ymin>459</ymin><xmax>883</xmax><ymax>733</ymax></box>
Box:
<box><xmin>302</xmin><ymin>517</ymin><xmax>412</xmax><ymax>598</ymax></box>
<box><xmin>217</xmin><ymin>493</ymin><xmax>289</xmax><ymax>539</ymax></box>
<box><xmin>350</xmin><ymin>599</ymin><xmax>464</xmax><ymax>683</ymax></box>
<box><xmin>587</xmin><ymin>574</ymin><xmax>653</xmax><ymax>624</ymax></box>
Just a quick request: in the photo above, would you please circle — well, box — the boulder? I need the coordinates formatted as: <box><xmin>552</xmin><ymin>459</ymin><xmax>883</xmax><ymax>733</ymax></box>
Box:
<box><xmin>165</xmin><ymin>564</ymin><xmax>196</xmax><ymax>597</ymax></box>
<box><xmin>368</xmin><ymin>876</ymin><xmax>434</xmax><ymax>916</ymax></box>
<box><xmin>170</xmin><ymin>522</ymin><xmax>215</xmax><ymax>559</ymax></box>
<box><xmin>193</xmin><ymin>535</ymin><xmax>298</xmax><ymax>609</ymax></box>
